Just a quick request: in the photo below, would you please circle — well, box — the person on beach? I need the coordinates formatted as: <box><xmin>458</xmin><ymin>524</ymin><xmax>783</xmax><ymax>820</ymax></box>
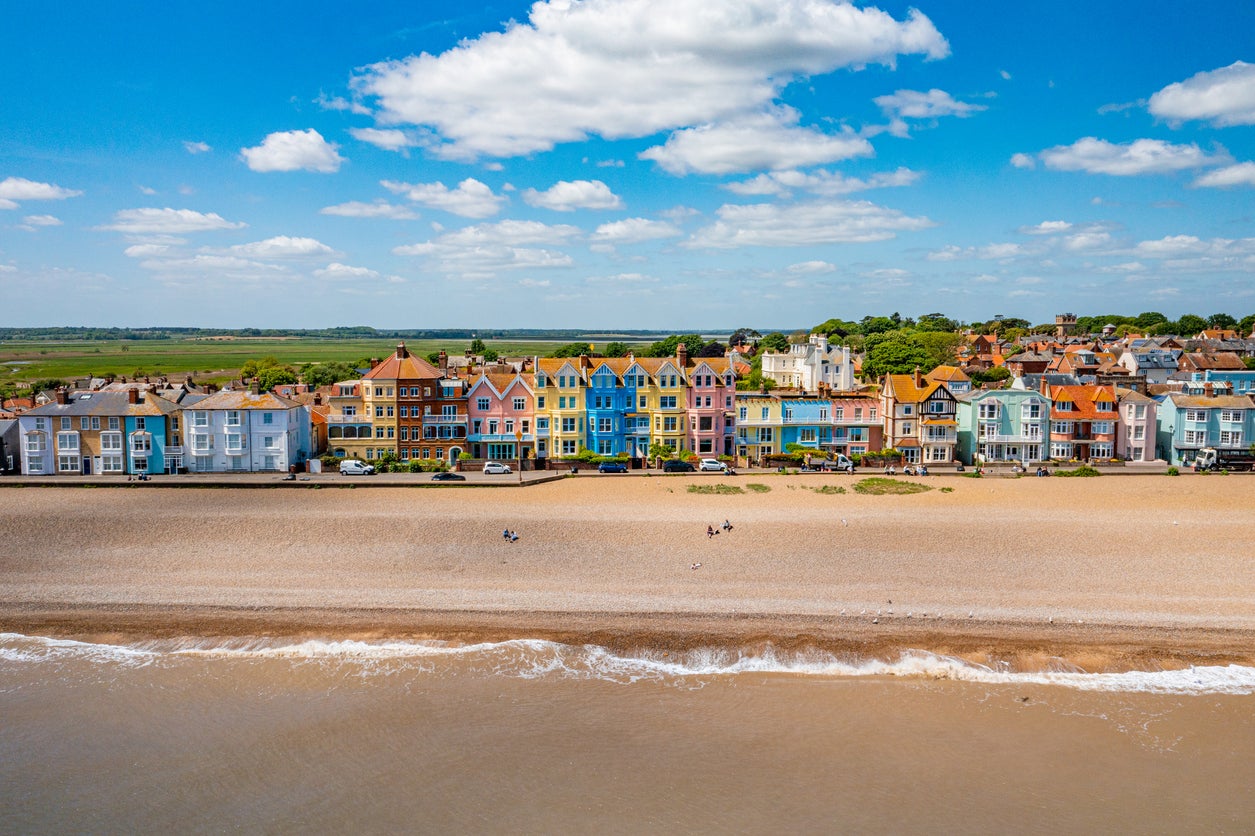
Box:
<box><xmin>510</xmin><ymin>530</ymin><xmax>519</xmax><ymax>542</ymax></box>
<box><xmin>722</xmin><ymin>519</ymin><xmax>733</xmax><ymax>532</ymax></box>
<box><xmin>503</xmin><ymin>528</ymin><xmax>510</xmax><ymax>541</ymax></box>
<box><xmin>707</xmin><ymin>525</ymin><xmax>716</xmax><ymax>538</ymax></box>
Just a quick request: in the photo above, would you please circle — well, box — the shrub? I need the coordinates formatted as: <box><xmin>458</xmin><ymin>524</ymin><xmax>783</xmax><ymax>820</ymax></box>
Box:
<box><xmin>810</xmin><ymin>485</ymin><xmax>846</xmax><ymax>495</ymax></box>
<box><xmin>1166</xmin><ymin>466</ymin><xmax>1179</xmax><ymax>476</ymax></box>
<box><xmin>745</xmin><ymin>483</ymin><xmax>771</xmax><ymax>493</ymax></box>
<box><xmin>1054</xmin><ymin>465</ymin><xmax>1101</xmax><ymax>478</ymax></box>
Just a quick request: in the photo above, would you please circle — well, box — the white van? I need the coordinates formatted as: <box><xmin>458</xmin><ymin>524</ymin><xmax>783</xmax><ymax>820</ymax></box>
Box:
<box><xmin>339</xmin><ymin>459</ymin><xmax>376</xmax><ymax>475</ymax></box>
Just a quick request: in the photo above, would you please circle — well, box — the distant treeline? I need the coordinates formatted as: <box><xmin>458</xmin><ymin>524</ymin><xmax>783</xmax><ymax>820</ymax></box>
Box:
<box><xmin>0</xmin><ymin>326</ymin><xmax>687</xmax><ymax>342</ymax></box>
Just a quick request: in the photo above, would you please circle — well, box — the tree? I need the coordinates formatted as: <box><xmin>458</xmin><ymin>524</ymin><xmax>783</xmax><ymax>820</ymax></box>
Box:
<box><xmin>914</xmin><ymin>312</ymin><xmax>959</xmax><ymax>332</ymax></box>
<box><xmin>758</xmin><ymin>331</ymin><xmax>789</xmax><ymax>353</ymax></box>
<box><xmin>256</xmin><ymin>366</ymin><xmax>297</xmax><ymax>391</ymax></box>
<box><xmin>728</xmin><ymin>327</ymin><xmax>761</xmax><ymax>346</ymax></box>
<box><xmin>914</xmin><ymin>331</ymin><xmax>966</xmax><ymax>369</ymax></box>
<box><xmin>645</xmin><ymin>334</ymin><xmax>705</xmax><ymax>358</ymax></box>
<box><xmin>482</xmin><ymin>347</ymin><xmax>499</xmax><ymax>363</ymax></box>
<box><xmin>1207</xmin><ymin>313</ymin><xmax>1237</xmax><ymax>330</ymax></box>
<box><xmin>697</xmin><ymin>340</ymin><xmax>726</xmax><ymax>358</ymax></box>
<box><xmin>1240</xmin><ymin>314</ymin><xmax>1255</xmax><ymax>337</ymax></box>
<box><xmin>550</xmin><ymin>342</ymin><xmax>593</xmax><ymax>358</ymax></box>
<box><xmin>603</xmin><ymin>341</ymin><xmax>630</xmax><ymax>357</ymax></box>
<box><xmin>1135</xmin><ymin>311</ymin><xmax>1169</xmax><ymax>331</ymax></box>
<box><xmin>862</xmin><ymin>332</ymin><xmax>931</xmax><ymax>378</ymax></box>
<box><xmin>1174</xmin><ymin>314</ymin><xmax>1207</xmax><ymax>335</ymax></box>
<box><xmin>300</xmin><ymin>361</ymin><xmax>359</xmax><ymax>389</ymax></box>
<box><xmin>969</xmin><ymin>366</ymin><xmax>1011</xmax><ymax>385</ymax></box>
<box><xmin>648</xmin><ymin>442</ymin><xmax>675</xmax><ymax>463</ymax></box>
<box><xmin>469</xmin><ymin>338</ymin><xmax>487</xmax><ymax>355</ymax></box>
<box><xmin>860</xmin><ymin>315</ymin><xmax>897</xmax><ymax>335</ymax></box>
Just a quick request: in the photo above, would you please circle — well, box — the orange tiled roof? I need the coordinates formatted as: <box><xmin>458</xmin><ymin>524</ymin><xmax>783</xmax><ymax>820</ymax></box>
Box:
<box><xmin>364</xmin><ymin>344</ymin><xmax>440</xmax><ymax>381</ymax></box>
<box><xmin>1046</xmin><ymin>384</ymin><xmax>1117</xmax><ymax>420</ymax></box>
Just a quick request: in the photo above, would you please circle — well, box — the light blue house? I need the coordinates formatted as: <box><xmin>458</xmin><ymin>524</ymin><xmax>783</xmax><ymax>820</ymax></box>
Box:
<box><xmin>779</xmin><ymin>398</ymin><xmax>832</xmax><ymax>452</ymax></box>
<box><xmin>1156</xmin><ymin>391</ymin><xmax>1254</xmax><ymax>466</ymax></box>
<box><xmin>955</xmin><ymin>387</ymin><xmax>1049</xmax><ymax>465</ymax></box>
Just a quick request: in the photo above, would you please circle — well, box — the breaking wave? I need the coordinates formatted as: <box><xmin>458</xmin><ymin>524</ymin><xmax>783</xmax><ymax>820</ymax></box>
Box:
<box><xmin>3</xmin><ymin>633</ymin><xmax>1254</xmax><ymax>695</ymax></box>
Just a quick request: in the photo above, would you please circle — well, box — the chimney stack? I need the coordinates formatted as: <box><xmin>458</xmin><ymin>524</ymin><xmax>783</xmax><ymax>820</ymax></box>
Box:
<box><xmin>128</xmin><ymin>388</ymin><xmax>138</xmax><ymax>404</ymax></box>
<box><xmin>313</xmin><ymin>392</ymin><xmax>322</xmax><ymax>405</ymax></box>
<box><xmin>369</xmin><ymin>357</ymin><xmax>380</xmax><ymax>369</ymax></box>
<box><xmin>55</xmin><ymin>389</ymin><xmax>68</xmax><ymax>405</ymax></box>
<box><xmin>913</xmin><ymin>366</ymin><xmax>922</xmax><ymax>387</ymax></box>
<box><xmin>251</xmin><ymin>377</ymin><xmax>261</xmax><ymax>395</ymax></box>
<box><xmin>1204</xmin><ymin>382</ymin><xmax>1214</xmax><ymax>398</ymax></box>
<box><xmin>677</xmin><ymin>342</ymin><xmax>688</xmax><ymax>368</ymax></box>
<box><xmin>438</xmin><ymin>350</ymin><xmax>448</xmax><ymax>373</ymax></box>
<box><xmin>397</xmin><ymin>342</ymin><xmax>408</xmax><ymax>359</ymax></box>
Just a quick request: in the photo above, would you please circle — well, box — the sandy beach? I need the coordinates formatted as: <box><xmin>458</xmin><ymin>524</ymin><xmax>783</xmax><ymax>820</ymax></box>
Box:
<box><xmin>2</xmin><ymin>474</ymin><xmax>1253</xmax><ymax>670</ymax></box>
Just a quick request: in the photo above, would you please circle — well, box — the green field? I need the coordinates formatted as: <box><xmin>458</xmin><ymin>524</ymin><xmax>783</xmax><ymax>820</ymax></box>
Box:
<box><xmin>0</xmin><ymin>337</ymin><xmax>580</xmax><ymax>388</ymax></box>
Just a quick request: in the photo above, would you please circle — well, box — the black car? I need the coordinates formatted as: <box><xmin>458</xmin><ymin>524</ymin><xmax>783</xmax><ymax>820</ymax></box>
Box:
<box><xmin>432</xmin><ymin>471</ymin><xmax>467</xmax><ymax>481</ymax></box>
<box><xmin>662</xmin><ymin>460</ymin><xmax>695</xmax><ymax>473</ymax></box>
<box><xmin>597</xmin><ymin>462</ymin><xmax>628</xmax><ymax>474</ymax></box>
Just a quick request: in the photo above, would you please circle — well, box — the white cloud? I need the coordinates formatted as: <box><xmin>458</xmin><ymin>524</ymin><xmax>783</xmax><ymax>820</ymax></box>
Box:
<box><xmin>0</xmin><ymin>177</ymin><xmax>82</xmax><ymax>203</ymax></box>
<box><xmin>927</xmin><ymin>242</ymin><xmax>1028</xmax><ymax>261</ymax></box>
<box><xmin>999</xmin><ymin>69</ymin><xmax>1012</xmax><ymax>81</ymax></box>
<box><xmin>349</xmin><ymin>127</ymin><xmax>418</xmax><ymax>153</ymax></box>
<box><xmin>686</xmin><ymin>199</ymin><xmax>933</xmax><ymax>248</ymax></box>
<box><xmin>0</xmin><ymin>264</ymin><xmax>16</xmax><ymax>272</ymax></box>
<box><xmin>1010</xmin><ymin>152</ymin><xmax>1035</xmax><ymax>169</ymax></box>
<box><xmin>1149</xmin><ymin>61</ymin><xmax>1255</xmax><ymax>127</ymax></box>
<box><xmin>519</xmin><ymin>278</ymin><xmax>551</xmax><ymax>288</ymax></box>
<box><xmin>1027</xmin><ymin>137</ymin><xmax>1226</xmax><ymax>176</ymax></box>
<box><xmin>382</xmin><ymin>177</ymin><xmax>505</xmax><ymax>218</ymax></box>
<box><xmin>1063</xmin><ymin>231</ymin><xmax>1112</xmax><ymax>251</ymax></box>
<box><xmin>1193</xmin><ymin>161</ymin><xmax>1255</xmax><ymax>188</ymax></box>
<box><xmin>183</xmin><ymin>141</ymin><xmax>211</xmax><ymax>154</ymax></box>
<box><xmin>137</xmin><ymin>185</ymin><xmax>158</xmax><ymax>196</ymax></box>
<box><xmin>138</xmin><ymin>254</ymin><xmax>288</xmax><ymax>282</ymax></box>
<box><xmin>315</xmin><ymin>92</ymin><xmax>371</xmax><ymax>116</ymax></box>
<box><xmin>21</xmin><ymin>214</ymin><xmax>62</xmax><ymax>227</ymax></box>
<box><xmin>787</xmin><ymin>260</ymin><xmax>837</xmax><ymax>274</ymax></box>
<box><xmin>319</xmin><ymin>200</ymin><xmax>418</xmax><ymax>219</ymax></box>
<box><xmin>393</xmin><ymin>219</ymin><xmax>580</xmax><ymax>278</ymax></box>
<box><xmin>591</xmin><ymin>217</ymin><xmax>681</xmax><ymax>244</ymax></box>
<box><xmin>240</xmin><ymin>129</ymin><xmax>344</xmax><ymax>173</ymax></box>
<box><xmin>640</xmin><ymin>109</ymin><xmax>872</xmax><ymax>175</ymax></box>
<box><xmin>523</xmin><ymin>179</ymin><xmax>623</xmax><ymax>211</ymax></box>
<box><xmin>353</xmin><ymin>0</ymin><xmax>946</xmax><ymax>160</ymax></box>
<box><xmin>315</xmin><ymin>262</ymin><xmax>381</xmax><ymax>280</ymax></box>
<box><xmin>585</xmin><ymin>272</ymin><xmax>658</xmax><ymax>284</ymax></box>
<box><xmin>123</xmin><ymin>244</ymin><xmax>171</xmax><ymax>258</ymax></box>
<box><xmin>873</xmin><ymin>88</ymin><xmax>985</xmax><ymax>136</ymax></box>
<box><xmin>229</xmin><ymin>236</ymin><xmax>336</xmax><ymax>258</ymax></box>
<box><xmin>1018</xmin><ymin>220</ymin><xmax>1072</xmax><ymax>235</ymax></box>
<box><xmin>724</xmin><ymin>166</ymin><xmax>920</xmax><ymax>197</ymax></box>
<box><xmin>99</xmin><ymin>207</ymin><xmax>246</xmax><ymax>234</ymax></box>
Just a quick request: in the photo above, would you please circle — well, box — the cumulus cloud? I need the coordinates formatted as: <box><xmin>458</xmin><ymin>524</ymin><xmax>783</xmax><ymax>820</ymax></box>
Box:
<box><xmin>585</xmin><ymin>272</ymin><xmax>658</xmax><ymax>285</ymax></box>
<box><xmin>315</xmin><ymin>92</ymin><xmax>371</xmax><ymax>116</ymax></box>
<box><xmin>639</xmin><ymin>109</ymin><xmax>872</xmax><ymax>175</ymax></box>
<box><xmin>787</xmin><ymin>260</ymin><xmax>837</xmax><ymax>274</ymax></box>
<box><xmin>1018</xmin><ymin>220</ymin><xmax>1072</xmax><ymax>235</ymax></box>
<box><xmin>315</xmin><ymin>262</ymin><xmax>381</xmax><ymax>280</ymax></box>
<box><xmin>393</xmin><ymin>219</ymin><xmax>579</xmax><ymax>278</ymax></box>
<box><xmin>183</xmin><ymin>141</ymin><xmax>211</xmax><ymax>154</ymax></box>
<box><xmin>522</xmin><ymin>179</ymin><xmax>623</xmax><ymax>211</ymax></box>
<box><xmin>723</xmin><ymin>166</ymin><xmax>919</xmax><ymax>196</ymax></box>
<box><xmin>352</xmin><ymin>0</ymin><xmax>947</xmax><ymax>160</ymax></box>
<box><xmin>1024</xmin><ymin>137</ymin><xmax>1227</xmax><ymax>176</ymax></box>
<box><xmin>138</xmin><ymin>254</ymin><xmax>288</xmax><ymax>282</ymax></box>
<box><xmin>21</xmin><ymin>214</ymin><xmax>62</xmax><ymax>227</ymax></box>
<box><xmin>382</xmin><ymin>177</ymin><xmax>505</xmax><ymax>218</ymax></box>
<box><xmin>240</xmin><ymin>129</ymin><xmax>344</xmax><ymax>173</ymax></box>
<box><xmin>591</xmin><ymin>218</ymin><xmax>681</xmax><ymax>244</ymax></box>
<box><xmin>1009</xmin><ymin>152</ymin><xmax>1035</xmax><ymax>169</ymax></box>
<box><xmin>873</xmin><ymin>88</ymin><xmax>986</xmax><ymax>136</ymax></box>
<box><xmin>319</xmin><ymin>200</ymin><xmax>419</xmax><ymax>219</ymax></box>
<box><xmin>1149</xmin><ymin>61</ymin><xmax>1255</xmax><ymax>127</ymax></box>
<box><xmin>99</xmin><ymin>207</ymin><xmax>246</xmax><ymax>234</ymax></box>
<box><xmin>685</xmin><ymin>199</ymin><xmax>933</xmax><ymax>248</ymax></box>
<box><xmin>349</xmin><ymin>127</ymin><xmax>419</xmax><ymax>153</ymax></box>
<box><xmin>228</xmin><ymin>236</ymin><xmax>336</xmax><ymax>258</ymax></box>
<box><xmin>123</xmin><ymin>244</ymin><xmax>172</xmax><ymax>258</ymax></box>
<box><xmin>0</xmin><ymin>177</ymin><xmax>83</xmax><ymax>205</ymax></box>
<box><xmin>1193</xmin><ymin>161</ymin><xmax>1255</xmax><ymax>188</ymax></box>
<box><xmin>927</xmin><ymin>242</ymin><xmax>1029</xmax><ymax>261</ymax></box>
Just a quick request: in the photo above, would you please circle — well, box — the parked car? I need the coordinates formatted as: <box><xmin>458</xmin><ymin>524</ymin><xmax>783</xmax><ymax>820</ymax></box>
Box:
<box><xmin>597</xmin><ymin>461</ymin><xmax>628</xmax><ymax>474</ymax></box>
<box><xmin>820</xmin><ymin>455</ymin><xmax>856</xmax><ymax>473</ymax></box>
<box><xmin>339</xmin><ymin>460</ymin><xmax>376</xmax><ymax>476</ymax></box>
<box><xmin>482</xmin><ymin>461</ymin><xmax>512</xmax><ymax>474</ymax></box>
<box><xmin>432</xmin><ymin>471</ymin><xmax>466</xmax><ymax>481</ymax></box>
<box><xmin>662</xmin><ymin>460</ymin><xmax>695</xmax><ymax>473</ymax></box>
<box><xmin>698</xmin><ymin>458</ymin><xmax>727</xmax><ymax>472</ymax></box>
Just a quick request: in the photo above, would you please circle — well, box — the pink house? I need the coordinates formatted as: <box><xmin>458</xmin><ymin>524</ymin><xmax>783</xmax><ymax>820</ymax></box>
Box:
<box><xmin>467</xmin><ymin>372</ymin><xmax>535</xmax><ymax>462</ymax></box>
<box><xmin>684</xmin><ymin>353</ymin><xmax>736</xmax><ymax>457</ymax></box>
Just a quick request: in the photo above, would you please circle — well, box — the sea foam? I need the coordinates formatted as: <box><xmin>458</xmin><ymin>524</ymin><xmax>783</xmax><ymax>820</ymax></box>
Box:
<box><xmin>3</xmin><ymin>632</ymin><xmax>1254</xmax><ymax>695</ymax></box>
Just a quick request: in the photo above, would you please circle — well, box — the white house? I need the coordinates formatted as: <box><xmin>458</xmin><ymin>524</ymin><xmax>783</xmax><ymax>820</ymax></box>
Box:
<box><xmin>760</xmin><ymin>334</ymin><xmax>856</xmax><ymax>393</ymax></box>
<box><xmin>183</xmin><ymin>385</ymin><xmax>311</xmax><ymax>473</ymax></box>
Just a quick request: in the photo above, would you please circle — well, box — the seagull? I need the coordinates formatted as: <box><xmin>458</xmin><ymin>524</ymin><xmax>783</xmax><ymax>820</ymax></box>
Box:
<box><xmin>968</xmin><ymin>612</ymin><xmax>974</xmax><ymax>618</ymax></box>
<box><xmin>841</xmin><ymin>518</ymin><xmax>848</xmax><ymax>527</ymax></box>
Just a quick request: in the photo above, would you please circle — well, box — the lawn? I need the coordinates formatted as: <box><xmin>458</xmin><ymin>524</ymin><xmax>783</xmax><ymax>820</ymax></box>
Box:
<box><xmin>0</xmin><ymin>337</ymin><xmax>572</xmax><ymax>388</ymax></box>
<box><xmin>852</xmin><ymin>477</ymin><xmax>933</xmax><ymax>495</ymax></box>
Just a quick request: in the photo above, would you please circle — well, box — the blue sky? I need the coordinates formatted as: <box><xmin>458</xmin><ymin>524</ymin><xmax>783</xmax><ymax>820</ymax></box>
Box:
<box><xmin>2</xmin><ymin>0</ymin><xmax>1253</xmax><ymax>330</ymax></box>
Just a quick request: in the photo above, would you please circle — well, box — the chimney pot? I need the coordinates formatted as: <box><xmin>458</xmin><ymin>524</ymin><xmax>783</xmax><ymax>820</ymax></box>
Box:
<box><xmin>55</xmin><ymin>389</ymin><xmax>68</xmax><ymax>405</ymax></box>
<box><xmin>128</xmin><ymin>388</ymin><xmax>138</xmax><ymax>404</ymax></box>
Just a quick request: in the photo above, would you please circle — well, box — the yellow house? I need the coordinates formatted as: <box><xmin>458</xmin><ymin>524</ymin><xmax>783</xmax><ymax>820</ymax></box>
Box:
<box><xmin>735</xmin><ymin>395</ymin><xmax>783</xmax><ymax>463</ymax></box>
<box><xmin>534</xmin><ymin>356</ymin><xmax>588</xmax><ymax>461</ymax></box>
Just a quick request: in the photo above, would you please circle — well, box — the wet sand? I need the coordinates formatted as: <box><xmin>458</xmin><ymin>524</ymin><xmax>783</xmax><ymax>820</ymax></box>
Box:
<box><xmin>2</xmin><ymin>475</ymin><xmax>1253</xmax><ymax>669</ymax></box>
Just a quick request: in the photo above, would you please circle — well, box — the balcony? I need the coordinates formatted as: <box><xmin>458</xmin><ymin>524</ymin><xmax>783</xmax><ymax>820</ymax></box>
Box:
<box><xmin>979</xmin><ymin>433</ymin><xmax>1043</xmax><ymax>443</ymax></box>
<box><xmin>327</xmin><ymin>415</ymin><xmax>370</xmax><ymax>425</ymax></box>
<box><xmin>422</xmin><ymin>413</ymin><xmax>469</xmax><ymax>425</ymax></box>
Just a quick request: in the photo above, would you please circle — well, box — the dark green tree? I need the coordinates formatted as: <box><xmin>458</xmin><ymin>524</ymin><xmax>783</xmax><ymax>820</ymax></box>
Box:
<box><xmin>862</xmin><ymin>332</ymin><xmax>931</xmax><ymax>378</ymax></box>
<box><xmin>257</xmin><ymin>366</ymin><xmax>298</xmax><ymax>391</ymax></box>
<box><xmin>603</xmin><ymin>341</ymin><xmax>630</xmax><ymax>357</ymax></box>
<box><xmin>1174</xmin><ymin>314</ymin><xmax>1207</xmax><ymax>335</ymax></box>
<box><xmin>758</xmin><ymin>332</ymin><xmax>789</xmax><ymax>353</ymax></box>
<box><xmin>1207</xmin><ymin>313</ymin><xmax>1238</xmax><ymax>330</ymax></box>
<box><xmin>300</xmin><ymin>361</ymin><xmax>360</xmax><ymax>389</ymax></box>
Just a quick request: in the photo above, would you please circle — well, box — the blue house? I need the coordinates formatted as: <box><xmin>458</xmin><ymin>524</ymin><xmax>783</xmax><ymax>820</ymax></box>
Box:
<box><xmin>1156</xmin><ymin>391</ymin><xmax>1255</xmax><ymax>466</ymax></box>
<box><xmin>779</xmin><ymin>398</ymin><xmax>832</xmax><ymax>452</ymax></box>
<box><xmin>584</xmin><ymin>361</ymin><xmax>633</xmax><ymax>456</ymax></box>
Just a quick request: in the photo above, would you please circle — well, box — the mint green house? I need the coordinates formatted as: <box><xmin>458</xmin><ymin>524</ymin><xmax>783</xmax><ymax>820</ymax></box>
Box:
<box><xmin>956</xmin><ymin>386</ymin><xmax>1049</xmax><ymax>465</ymax></box>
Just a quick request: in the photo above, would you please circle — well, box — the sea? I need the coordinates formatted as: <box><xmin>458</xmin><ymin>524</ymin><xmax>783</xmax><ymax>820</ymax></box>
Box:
<box><xmin>3</xmin><ymin>632</ymin><xmax>1255</xmax><ymax>834</ymax></box>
